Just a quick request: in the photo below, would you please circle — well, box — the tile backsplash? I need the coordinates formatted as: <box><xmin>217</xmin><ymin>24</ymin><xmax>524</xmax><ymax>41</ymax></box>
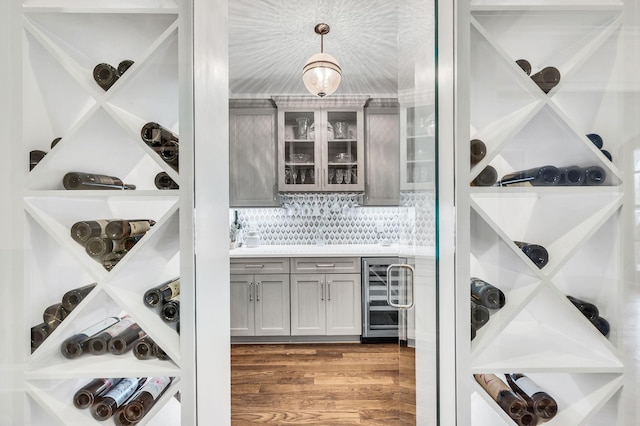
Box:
<box><xmin>231</xmin><ymin>191</ymin><xmax>435</xmax><ymax>247</ymax></box>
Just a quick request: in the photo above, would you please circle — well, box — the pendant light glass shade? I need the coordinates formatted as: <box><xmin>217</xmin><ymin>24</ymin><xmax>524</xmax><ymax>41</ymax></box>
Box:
<box><xmin>302</xmin><ymin>23</ymin><xmax>341</xmax><ymax>97</ymax></box>
<box><xmin>302</xmin><ymin>52</ymin><xmax>342</xmax><ymax>97</ymax></box>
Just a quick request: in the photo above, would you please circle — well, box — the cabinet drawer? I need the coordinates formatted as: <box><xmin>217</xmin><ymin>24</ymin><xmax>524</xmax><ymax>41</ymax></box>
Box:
<box><xmin>230</xmin><ymin>258</ymin><xmax>290</xmax><ymax>274</ymax></box>
<box><xmin>290</xmin><ymin>257</ymin><xmax>361</xmax><ymax>274</ymax></box>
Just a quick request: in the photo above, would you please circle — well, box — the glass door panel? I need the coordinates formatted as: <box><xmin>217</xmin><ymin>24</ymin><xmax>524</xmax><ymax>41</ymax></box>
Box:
<box><xmin>282</xmin><ymin>110</ymin><xmax>319</xmax><ymax>190</ymax></box>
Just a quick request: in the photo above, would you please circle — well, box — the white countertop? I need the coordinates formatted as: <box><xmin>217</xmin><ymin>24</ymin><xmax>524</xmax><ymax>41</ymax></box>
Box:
<box><xmin>229</xmin><ymin>244</ymin><xmax>435</xmax><ymax>259</ymax></box>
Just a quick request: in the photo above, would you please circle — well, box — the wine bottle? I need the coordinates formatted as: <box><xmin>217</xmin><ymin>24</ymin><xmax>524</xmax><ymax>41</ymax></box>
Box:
<box><xmin>470</xmin><ymin>139</ymin><xmax>487</xmax><ymax>166</ymax></box>
<box><xmin>583</xmin><ymin>165</ymin><xmax>606</xmax><ymax>186</ymax></box>
<box><xmin>566</xmin><ymin>295</ymin><xmax>599</xmax><ymax>321</ymax></box>
<box><xmin>133</xmin><ymin>337</ymin><xmax>155</xmax><ymax>360</ymax></box>
<box><xmin>161</xmin><ymin>297</ymin><xmax>180</xmax><ymax>323</ymax></box>
<box><xmin>117</xmin><ymin>59</ymin><xmax>134</xmax><ymax>75</ymax></box>
<box><xmin>91</xmin><ymin>377</ymin><xmax>144</xmax><ymax>421</ymax></box>
<box><xmin>591</xmin><ymin>316</ymin><xmax>610</xmax><ymax>337</ymax></box>
<box><xmin>159</xmin><ymin>140</ymin><xmax>179</xmax><ymax>171</ymax></box>
<box><xmin>144</xmin><ymin>277</ymin><xmax>180</xmax><ymax>308</ymax></box>
<box><xmin>73</xmin><ymin>378</ymin><xmax>121</xmax><ymax>409</ymax></box>
<box><xmin>63</xmin><ymin>172</ymin><xmax>136</xmax><ymax>190</ymax></box>
<box><xmin>514</xmin><ymin>241</ymin><xmax>548</xmax><ymax>269</ymax></box>
<box><xmin>60</xmin><ymin>316</ymin><xmax>120</xmax><ymax>359</ymax></box>
<box><xmin>586</xmin><ymin>133</ymin><xmax>603</xmax><ymax>149</ymax></box>
<box><xmin>62</xmin><ymin>283</ymin><xmax>97</xmax><ymax>312</ymax></box>
<box><xmin>104</xmin><ymin>219</ymin><xmax>156</xmax><ymax>240</ymax></box>
<box><xmin>43</xmin><ymin>303</ymin><xmax>68</xmax><ymax>330</ymax></box>
<box><xmin>471</xmin><ymin>323</ymin><xmax>477</xmax><ymax>341</ymax></box>
<box><xmin>470</xmin><ymin>165</ymin><xmax>497</xmax><ymax>187</ymax></box>
<box><xmin>123</xmin><ymin>376</ymin><xmax>172</xmax><ymax>423</ymax></box>
<box><xmin>29</xmin><ymin>150</ymin><xmax>47</xmax><ymax>171</ymax></box>
<box><xmin>530</xmin><ymin>66</ymin><xmax>561</xmax><ymax>94</ymax></box>
<box><xmin>558</xmin><ymin>166</ymin><xmax>585</xmax><ymax>186</ymax></box>
<box><xmin>499</xmin><ymin>165</ymin><xmax>560</xmax><ymax>186</ymax></box>
<box><xmin>470</xmin><ymin>277</ymin><xmax>506</xmax><ymax>309</ymax></box>
<box><xmin>93</xmin><ymin>63</ymin><xmax>119</xmax><ymax>91</ymax></box>
<box><xmin>102</xmin><ymin>251</ymin><xmax>126</xmax><ymax>271</ymax></box>
<box><xmin>601</xmin><ymin>149</ymin><xmax>613</xmax><ymax>161</ymax></box>
<box><xmin>88</xmin><ymin>316</ymin><xmax>136</xmax><ymax>355</ymax></box>
<box><xmin>153</xmin><ymin>342</ymin><xmax>169</xmax><ymax>360</ymax></box>
<box><xmin>122</xmin><ymin>235</ymin><xmax>142</xmax><ymax>252</ymax></box>
<box><xmin>50</xmin><ymin>137</ymin><xmax>62</xmax><ymax>149</ymax></box>
<box><xmin>31</xmin><ymin>322</ymin><xmax>50</xmax><ymax>351</ymax></box>
<box><xmin>506</xmin><ymin>373</ymin><xmax>558</xmax><ymax>420</ymax></box>
<box><xmin>70</xmin><ymin>220</ymin><xmax>109</xmax><ymax>244</ymax></box>
<box><xmin>85</xmin><ymin>236</ymin><xmax>121</xmax><ymax>258</ymax></box>
<box><xmin>108</xmin><ymin>324</ymin><xmax>145</xmax><ymax>355</ymax></box>
<box><xmin>516</xmin><ymin>59</ymin><xmax>532</xmax><ymax>75</ymax></box>
<box><xmin>515</xmin><ymin>410</ymin><xmax>538</xmax><ymax>426</ymax></box>
<box><xmin>474</xmin><ymin>373</ymin><xmax>527</xmax><ymax>420</ymax></box>
<box><xmin>140</xmin><ymin>122</ymin><xmax>179</xmax><ymax>146</ymax></box>
<box><xmin>112</xmin><ymin>406</ymin><xmax>134</xmax><ymax>426</ymax></box>
<box><xmin>471</xmin><ymin>300</ymin><xmax>490</xmax><ymax>329</ymax></box>
<box><xmin>155</xmin><ymin>172</ymin><xmax>179</xmax><ymax>190</ymax></box>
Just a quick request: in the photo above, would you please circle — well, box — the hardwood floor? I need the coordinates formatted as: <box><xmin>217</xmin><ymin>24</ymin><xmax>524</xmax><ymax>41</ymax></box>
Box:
<box><xmin>231</xmin><ymin>343</ymin><xmax>415</xmax><ymax>425</ymax></box>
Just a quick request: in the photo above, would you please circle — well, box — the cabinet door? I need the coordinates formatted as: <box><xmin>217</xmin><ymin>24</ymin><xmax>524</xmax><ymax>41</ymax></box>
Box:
<box><xmin>230</xmin><ymin>274</ymin><xmax>254</xmax><ymax>336</ymax></box>
<box><xmin>323</xmin><ymin>109</ymin><xmax>365</xmax><ymax>191</ymax></box>
<box><xmin>254</xmin><ymin>274</ymin><xmax>290</xmax><ymax>336</ymax></box>
<box><xmin>400</xmin><ymin>105</ymin><xmax>436</xmax><ymax>190</ymax></box>
<box><xmin>326</xmin><ymin>273</ymin><xmax>362</xmax><ymax>335</ymax></box>
<box><xmin>279</xmin><ymin>109</ymin><xmax>322</xmax><ymax>191</ymax></box>
<box><xmin>364</xmin><ymin>104</ymin><xmax>400</xmax><ymax>205</ymax></box>
<box><xmin>229</xmin><ymin>106</ymin><xmax>278</xmax><ymax>207</ymax></box>
<box><xmin>290</xmin><ymin>274</ymin><xmax>326</xmax><ymax>335</ymax></box>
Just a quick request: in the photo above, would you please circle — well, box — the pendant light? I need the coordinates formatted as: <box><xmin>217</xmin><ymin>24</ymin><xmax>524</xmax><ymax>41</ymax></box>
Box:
<box><xmin>302</xmin><ymin>23</ymin><xmax>342</xmax><ymax>97</ymax></box>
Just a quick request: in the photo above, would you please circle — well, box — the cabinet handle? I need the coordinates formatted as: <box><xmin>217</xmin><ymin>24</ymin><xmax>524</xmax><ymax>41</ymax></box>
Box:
<box><xmin>321</xmin><ymin>282</ymin><xmax>324</xmax><ymax>301</ymax></box>
<box><xmin>249</xmin><ymin>282</ymin><xmax>253</xmax><ymax>302</ymax></box>
<box><xmin>245</xmin><ymin>264</ymin><xmax>264</xmax><ymax>269</ymax></box>
<box><xmin>256</xmin><ymin>281</ymin><xmax>260</xmax><ymax>301</ymax></box>
<box><xmin>316</xmin><ymin>263</ymin><xmax>335</xmax><ymax>268</ymax></box>
<box><xmin>328</xmin><ymin>281</ymin><xmax>331</xmax><ymax>301</ymax></box>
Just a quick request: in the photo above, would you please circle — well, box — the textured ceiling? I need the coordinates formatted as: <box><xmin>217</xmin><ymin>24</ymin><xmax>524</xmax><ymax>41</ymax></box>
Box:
<box><xmin>229</xmin><ymin>0</ymin><xmax>405</xmax><ymax>97</ymax></box>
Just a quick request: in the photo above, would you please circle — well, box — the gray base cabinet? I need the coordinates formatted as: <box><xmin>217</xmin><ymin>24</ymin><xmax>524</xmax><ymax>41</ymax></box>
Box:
<box><xmin>230</xmin><ymin>259</ymin><xmax>290</xmax><ymax>337</ymax></box>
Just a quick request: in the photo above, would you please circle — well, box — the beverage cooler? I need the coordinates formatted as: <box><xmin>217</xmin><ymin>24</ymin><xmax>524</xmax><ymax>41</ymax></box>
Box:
<box><xmin>361</xmin><ymin>257</ymin><xmax>406</xmax><ymax>343</ymax></box>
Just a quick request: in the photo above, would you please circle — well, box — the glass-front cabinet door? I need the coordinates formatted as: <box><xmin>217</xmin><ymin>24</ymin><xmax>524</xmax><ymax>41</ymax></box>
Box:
<box><xmin>275</xmin><ymin>97</ymin><xmax>366</xmax><ymax>192</ymax></box>
<box><xmin>280</xmin><ymin>109</ymin><xmax>321</xmax><ymax>191</ymax></box>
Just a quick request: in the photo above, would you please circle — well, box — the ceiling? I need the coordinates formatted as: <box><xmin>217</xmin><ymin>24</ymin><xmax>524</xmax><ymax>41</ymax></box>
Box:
<box><xmin>229</xmin><ymin>0</ymin><xmax>435</xmax><ymax>98</ymax></box>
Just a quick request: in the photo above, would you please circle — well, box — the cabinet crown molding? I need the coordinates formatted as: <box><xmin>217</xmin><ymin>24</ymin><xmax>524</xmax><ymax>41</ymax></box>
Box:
<box><xmin>272</xmin><ymin>95</ymin><xmax>370</xmax><ymax>108</ymax></box>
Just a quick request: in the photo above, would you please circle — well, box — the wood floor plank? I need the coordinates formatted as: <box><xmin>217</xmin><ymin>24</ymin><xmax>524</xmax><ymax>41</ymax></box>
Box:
<box><xmin>231</xmin><ymin>343</ymin><xmax>414</xmax><ymax>425</ymax></box>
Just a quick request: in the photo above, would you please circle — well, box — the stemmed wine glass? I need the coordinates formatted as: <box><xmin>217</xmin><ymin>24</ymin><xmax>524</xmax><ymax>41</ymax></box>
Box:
<box><xmin>292</xmin><ymin>169</ymin><xmax>298</xmax><ymax>184</ymax></box>
<box><xmin>300</xmin><ymin>168</ymin><xmax>306</xmax><ymax>184</ymax></box>
<box><xmin>336</xmin><ymin>169</ymin><xmax>344</xmax><ymax>185</ymax></box>
<box><xmin>328</xmin><ymin>169</ymin><xmax>335</xmax><ymax>185</ymax></box>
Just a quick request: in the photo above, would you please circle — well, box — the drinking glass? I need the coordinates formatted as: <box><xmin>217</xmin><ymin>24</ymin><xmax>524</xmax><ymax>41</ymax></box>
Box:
<box><xmin>344</xmin><ymin>169</ymin><xmax>351</xmax><ymax>184</ymax></box>
<box><xmin>336</xmin><ymin>169</ymin><xmax>344</xmax><ymax>184</ymax></box>
<box><xmin>328</xmin><ymin>169</ymin><xmax>335</xmax><ymax>184</ymax></box>
<box><xmin>300</xmin><ymin>168</ymin><xmax>306</xmax><ymax>184</ymax></box>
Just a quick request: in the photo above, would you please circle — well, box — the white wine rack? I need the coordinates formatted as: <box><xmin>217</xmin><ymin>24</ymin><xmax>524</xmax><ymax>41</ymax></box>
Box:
<box><xmin>467</xmin><ymin>1</ymin><xmax>627</xmax><ymax>425</ymax></box>
<box><xmin>16</xmin><ymin>1</ymin><xmax>188</xmax><ymax>424</ymax></box>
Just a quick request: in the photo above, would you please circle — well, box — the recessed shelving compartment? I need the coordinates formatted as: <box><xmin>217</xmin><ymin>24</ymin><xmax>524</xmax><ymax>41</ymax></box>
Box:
<box><xmin>26</xmin><ymin>107</ymin><xmax>173</xmax><ymax>190</ymax></box>
<box><xmin>471</xmin><ymin>286</ymin><xmax>623</xmax><ymax>372</ymax></box>
<box><xmin>25</xmin><ymin>377</ymin><xmax>181</xmax><ymax>426</ymax></box>
<box><xmin>470</xmin><ymin>372</ymin><xmax>623</xmax><ymax>426</ymax></box>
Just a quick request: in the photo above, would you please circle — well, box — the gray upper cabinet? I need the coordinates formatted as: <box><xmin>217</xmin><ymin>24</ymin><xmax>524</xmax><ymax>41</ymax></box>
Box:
<box><xmin>364</xmin><ymin>99</ymin><xmax>400</xmax><ymax>205</ymax></box>
<box><xmin>229</xmin><ymin>99</ymin><xmax>278</xmax><ymax>207</ymax></box>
